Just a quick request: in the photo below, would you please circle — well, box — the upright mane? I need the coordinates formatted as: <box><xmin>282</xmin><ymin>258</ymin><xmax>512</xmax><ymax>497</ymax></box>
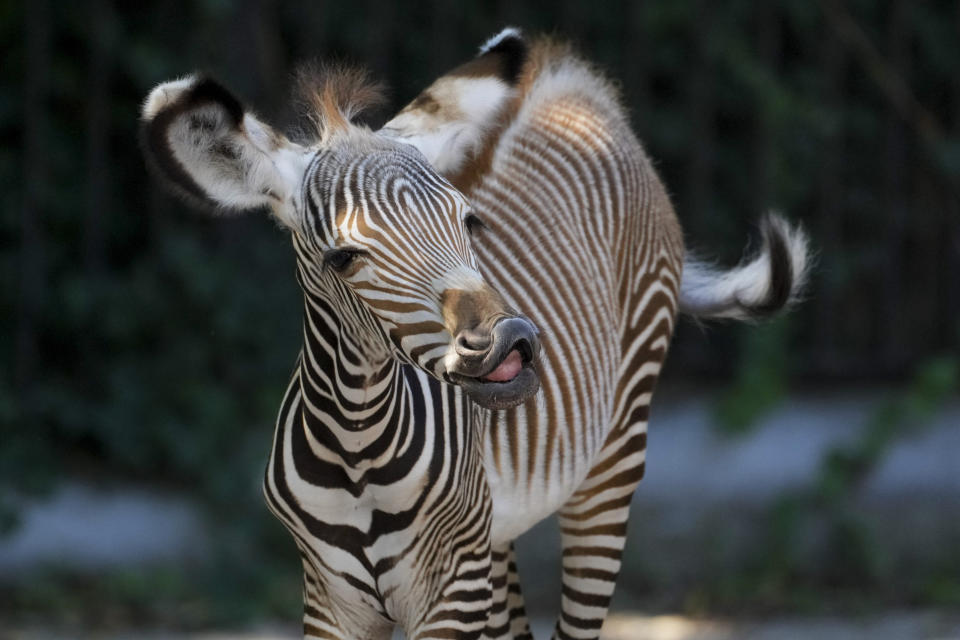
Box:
<box><xmin>294</xmin><ymin>63</ymin><xmax>386</xmax><ymax>142</ymax></box>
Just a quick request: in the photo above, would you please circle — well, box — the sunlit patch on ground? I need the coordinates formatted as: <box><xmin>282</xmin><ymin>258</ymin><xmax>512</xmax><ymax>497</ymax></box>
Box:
<box><xmin>600</xmin><ymin>610</ymin><xmax>960</xmax><ymax>640</ymax></box>
<box><xmin>602</xmin><ymin>614</ymin><xmax>730</xmax><ymax>640</ymax></box>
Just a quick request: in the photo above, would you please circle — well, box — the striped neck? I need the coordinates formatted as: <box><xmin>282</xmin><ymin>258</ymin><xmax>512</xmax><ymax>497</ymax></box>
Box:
<box><xmin>292</xmin><ymin>285</ymin><xmax>483</xmax><ymax>503</ymax></box>
<box><xmin>296</xmin><ymin>286</ymin><xmax>413</xmax><ymax>465</ymax></box>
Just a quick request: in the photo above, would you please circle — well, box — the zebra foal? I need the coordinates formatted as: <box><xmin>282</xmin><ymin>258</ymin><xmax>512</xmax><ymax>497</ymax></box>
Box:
<box><xmin>141</xmin><ymin>29</ymin><xmax>808</xmax><ymax>640</ymax></box>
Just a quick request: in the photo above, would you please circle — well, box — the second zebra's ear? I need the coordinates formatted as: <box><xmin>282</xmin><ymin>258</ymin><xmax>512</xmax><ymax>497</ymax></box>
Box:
<box><xmin>380</xmin><ymin>27</ymin><xmax>528</xmax><ymax>177</ymax></box>
<box><xmin>140</xmin><ymin>75</ymin><xmax>307</xmax><ymax>228</ymax></box>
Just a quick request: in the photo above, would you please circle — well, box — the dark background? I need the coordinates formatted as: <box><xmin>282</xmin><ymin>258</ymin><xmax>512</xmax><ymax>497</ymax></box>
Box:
<box><xmin>2</xmin><ymin>0</ymin><xmax>958</xmax><ymax>632</ymax></box>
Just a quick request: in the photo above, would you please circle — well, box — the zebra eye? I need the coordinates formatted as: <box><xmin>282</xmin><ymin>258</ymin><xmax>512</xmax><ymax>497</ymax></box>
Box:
<box><xmin>465</xmin><ymin>213</ymin><xmax>486</xmax><ymax>236</ymax></box>
<box><xmin>324</xmin><ymin>248</ymin><xmax>363</xmax><ymax>272</ymax></box>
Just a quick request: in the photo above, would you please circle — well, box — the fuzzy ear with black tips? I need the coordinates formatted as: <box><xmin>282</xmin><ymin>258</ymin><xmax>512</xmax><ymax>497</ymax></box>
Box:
<box><xmin>140</xmin><ymin>75</ymin><xmax>307</xmax><ymax>226</ymax></box>
<box><xmin>379</xmin><ymin>27</ymin><xmax>528</xmax><ymax>176</ymax></box>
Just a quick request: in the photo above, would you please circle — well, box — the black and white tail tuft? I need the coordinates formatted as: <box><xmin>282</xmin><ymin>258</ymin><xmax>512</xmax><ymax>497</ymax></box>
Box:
<box><xmin>679</xmin><ymin>214</ymin><xmax>810</xmax><ymax>321</ymax></box>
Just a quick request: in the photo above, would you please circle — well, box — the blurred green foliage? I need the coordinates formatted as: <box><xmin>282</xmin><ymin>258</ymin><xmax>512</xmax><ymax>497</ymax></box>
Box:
<box><xmin>2</xmin><ymin>0</ymin><xmax>959</xmax><ymax>625</ymax></box>
<box><xmin>7</xmin><ymin>560</ymin><xmax>301</xmax><ymax>629</ymax></box>
<box><xmin>713</xmin><ymin>318</ymin><xmax>792</xmax><ymax>434</ymax></box>
<box><xmin>688</xmin><ymin>357</ymin><xmax>960</xmax><ymax>613</ymax></box>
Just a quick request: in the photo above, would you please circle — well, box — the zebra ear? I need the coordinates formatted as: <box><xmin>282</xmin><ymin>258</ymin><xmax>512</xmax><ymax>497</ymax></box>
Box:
<box><xmin>140</xmin><ymin>75</ymin><xmax>306</xmax><ymax>225</ymax></box>
<box><xmin>380</xmin><ymin>27</ymin><xmax>528</xmax><ymax>177</ymax></box>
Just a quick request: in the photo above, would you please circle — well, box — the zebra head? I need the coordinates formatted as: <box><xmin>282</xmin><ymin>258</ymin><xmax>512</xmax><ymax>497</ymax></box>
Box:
<box><xmin>140</xmin><ymin>67</ymin><xmax>540</xmax><ymax>410</ymax></box>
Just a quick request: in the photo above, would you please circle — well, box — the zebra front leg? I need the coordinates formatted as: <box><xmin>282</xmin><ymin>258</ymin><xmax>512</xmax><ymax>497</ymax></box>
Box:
<box><xmin>301</xmin><ymin>571</ymin><xmax>346</xmax><ymax>640</ymax></box>
<box><xmin>410</xmin><ymin>546</ymin><xmax>494</xmax><ymax>640</ymax></box>
<box><xmin>484</xmin><ymin>542</ymin><xmax>533</xmax><ymax>640</ymax></box>
<box><xmin>552</xmin><ymin>426</ymin><xmax>647</xmax><ymax>640</ymax></box>
<box><xmin>505</xmin><ymin>542</ymin><xmax>534</xmax><ymax>640</ymax></box>
<box><xmin>299</xmin><ymin>550</ymin><xmax>394</xmax><ymax>640</ymax></box>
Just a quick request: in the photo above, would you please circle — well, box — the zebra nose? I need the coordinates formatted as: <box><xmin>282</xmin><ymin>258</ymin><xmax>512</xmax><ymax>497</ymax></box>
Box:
<box><xmin>450</xmin><ymin>317</ymin><xmax>540</xmax><ymax>378</ymax></box>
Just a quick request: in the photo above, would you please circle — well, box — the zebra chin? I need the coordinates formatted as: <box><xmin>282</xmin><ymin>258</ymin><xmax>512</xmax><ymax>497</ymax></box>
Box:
<box><xmin>453</xmin><ymin>365</ymin><xmax>540</xmax><ymax>410</ymax></box>
<box><xmin>446</xmin><ymin>316</ymin><xmax>542</xmax><ymax>410</ymax></box>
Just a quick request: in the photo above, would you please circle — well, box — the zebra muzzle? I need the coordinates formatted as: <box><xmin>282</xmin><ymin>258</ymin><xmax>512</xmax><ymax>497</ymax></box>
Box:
<box><xmin>448</xmin><ymin>317</ymin><xmax>541</xmax><ymax>410</ymax></box>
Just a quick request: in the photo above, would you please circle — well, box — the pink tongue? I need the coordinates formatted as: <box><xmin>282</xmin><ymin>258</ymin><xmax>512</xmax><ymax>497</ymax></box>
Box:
<box><xmin>482</xmin><ymin>350</ymin><xmax>523</xmax><ymax>383</ymax></box>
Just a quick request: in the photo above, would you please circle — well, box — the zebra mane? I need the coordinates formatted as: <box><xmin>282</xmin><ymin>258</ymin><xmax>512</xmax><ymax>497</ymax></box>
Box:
<box><xmin>295</xmin><ymin>62</ymin><xmax>386</xmax><ymax>142</ymax></box>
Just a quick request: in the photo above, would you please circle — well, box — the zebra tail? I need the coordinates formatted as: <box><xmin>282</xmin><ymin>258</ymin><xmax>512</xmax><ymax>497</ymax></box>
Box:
<box><xmin>679</xmin><ymin>213</ymin><xmax>810</xmax><ymax>322</ymax></box>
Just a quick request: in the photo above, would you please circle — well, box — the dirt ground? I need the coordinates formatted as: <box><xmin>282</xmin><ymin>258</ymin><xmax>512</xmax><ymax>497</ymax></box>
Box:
<box><xmin>6</xmin><ymin>609</ymin><xmax>960</xmax><ymax>640</ymax></box>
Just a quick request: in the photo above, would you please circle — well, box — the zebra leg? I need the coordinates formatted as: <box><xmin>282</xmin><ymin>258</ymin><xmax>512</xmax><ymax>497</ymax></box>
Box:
<box><xmin>551</xmin><ymin>421</ymin><xmax>648</xmax><ymax>640</ymax></box>
<box><xmin>301</xmin><ymin>570</ymin><xmax>345</xmax><ymax>640</ymax></box>
<box><xmin>505</xmin><ymin>543</ymin><xmax>534</xmax><ymax>639</ymax></box>
<box><xmin>299</xmin><ymin>551</ymin><xmax>344</xmax><ymax>639</ymax></box>
<box><xmin>299</xmin><ymin>553</ymin><xmax>394</xmax><ymax>640</ymax></box>
<box><xmin>484</xmin><ymin>542</ymin><xmax>533</xmax><ymax>640</ymax></box>
<box><xmin>410</xmin><ymin>548</ymin><xmax>494</xmax><ymax>640</ymax></box>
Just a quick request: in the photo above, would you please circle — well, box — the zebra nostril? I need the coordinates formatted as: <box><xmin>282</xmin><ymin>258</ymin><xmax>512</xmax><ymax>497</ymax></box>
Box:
<box><xmin>456</xmin><ymin>329</ymin><xmax>492</xmax><ymax>356</ymax></box>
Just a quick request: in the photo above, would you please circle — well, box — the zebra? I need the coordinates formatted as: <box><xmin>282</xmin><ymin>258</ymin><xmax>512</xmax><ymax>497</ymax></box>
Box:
<box><xmin>140</xmin><ymin>28</ymin><xmax>808</xmax><ymax>640</ymax></box>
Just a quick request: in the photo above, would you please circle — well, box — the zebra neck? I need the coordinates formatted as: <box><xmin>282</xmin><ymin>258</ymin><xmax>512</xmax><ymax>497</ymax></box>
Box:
<box><xmin>297</xmin><ymin>291</ymin><xmax>418</xmax><ymax>470</ymax></box>
<box><xmin>294</xmin><ymin>289</ymin><xmax>481</xmax><ymax>483</ymax></box>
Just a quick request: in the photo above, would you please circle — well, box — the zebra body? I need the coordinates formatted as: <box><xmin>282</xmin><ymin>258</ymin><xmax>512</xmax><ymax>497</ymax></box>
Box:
<box><xmin>141</xmin><ymin>28</ymin><xmax>807</xmax><ymax>640</ymax></box>
<box><xmin>458</xmin><ymin>42</ymin><xmax>683</xmax><ymax>548</ymax></box>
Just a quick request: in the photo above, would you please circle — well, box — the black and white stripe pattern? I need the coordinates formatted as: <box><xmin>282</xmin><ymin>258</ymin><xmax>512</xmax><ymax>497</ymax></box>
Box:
<box><xmin>140</xmin><ymin>27</ymin><xmax>808</xmax><ymax>640</ymax></box>
<box><xmin>382</xmin><ymin>29</ymin><xmax>806</xmax><ymax>640</ymax></box>
<box><xmin>267</xmin><ymin>142</ymin><xmax>502</xmax><ymax>638</ymax></box>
